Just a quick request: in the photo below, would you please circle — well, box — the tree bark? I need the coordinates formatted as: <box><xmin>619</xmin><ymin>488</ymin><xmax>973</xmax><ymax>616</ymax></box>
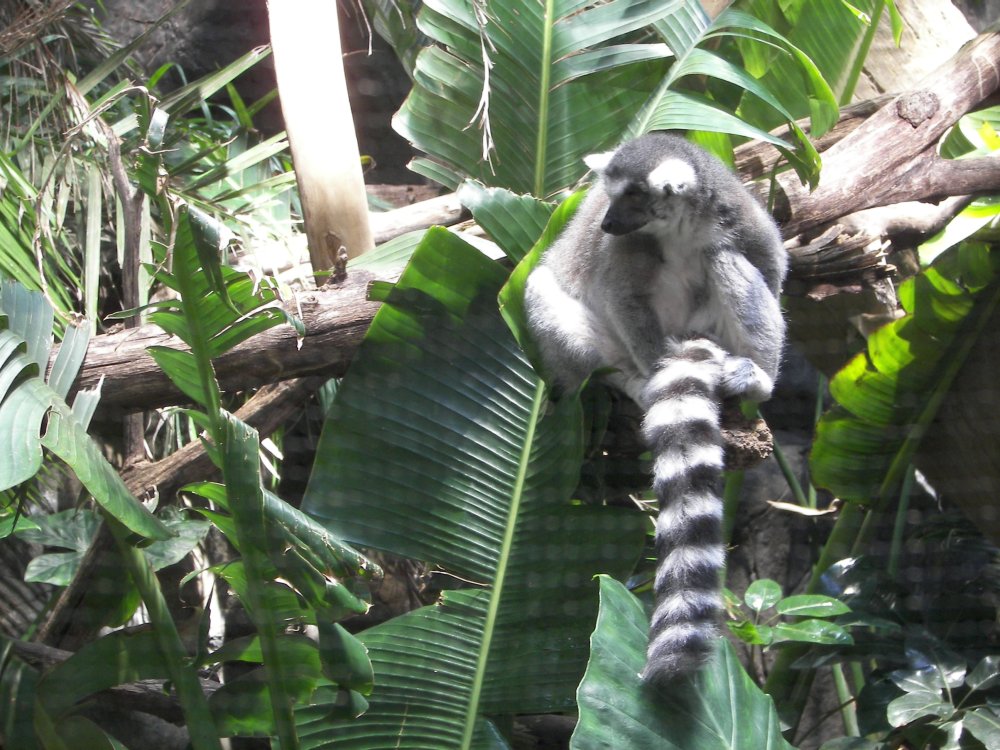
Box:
<box><xmin>770</xmin><ymin>32</ymin><xmax>1000</xmax><ymax>238</ymax></box>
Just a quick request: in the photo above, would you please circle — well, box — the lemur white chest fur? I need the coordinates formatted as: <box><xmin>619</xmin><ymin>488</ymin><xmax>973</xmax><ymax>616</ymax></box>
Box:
<box><xmin>524</xmin><ymin>132</ymin><xmax>786</xmax><ymax>682</ymax></box>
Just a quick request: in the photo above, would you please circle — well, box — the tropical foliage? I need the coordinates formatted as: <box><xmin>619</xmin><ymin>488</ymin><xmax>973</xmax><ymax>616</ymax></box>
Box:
<box><xmin>1</xmin><ymin>1</ymin><xmax>998</xmax><ymax>750</ymax></box>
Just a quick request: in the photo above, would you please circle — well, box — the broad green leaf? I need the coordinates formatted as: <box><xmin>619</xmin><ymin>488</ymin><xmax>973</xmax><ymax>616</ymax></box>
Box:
<box><xmin>220</xmin><ymin>411</ymin><xmax>301</xmax><ymax>743</ymax></box>
<box><xmin>886</xmin><ymin>690</ymin><xmax>952</xmax><ymax>727</ymax></box>
<box><xmin>0</xmin><ymin>285</ymin><xmax>168</xmax><ymax>539</ymax></box>
<box><xmin>745</xmin><ymin>578</ymin><xmax>783</xmax><ymax>612</ymax></box>
<box><xmin>38</xmin><ymin>628</ymin><xmax>170</xmax><ymax>718</ymax></box>
<box><xmin>317</xmin><ymin>621</ymin><xmax>373</xmax><ymax>695</ymax></box>
<box><xmin>458</xmin><ymin>181</ymin><xmax>556</xmax><ymax>263</ymax></box>
<box><xmin>771</xmin><ymin>620</ymin><xmax>853</xmax><ymax>646</ymax></box>
<box><xmin>0</xmin><ymin>335</ymin><xmax>48</xmax><ymax>488</ymax></box>
<box><xmin>24</xmin><ymin>551</ymin><xmax>85</xmax><ymax>587</ymax></box>
<box><xmin>47</xmin><ymin>321</ymin><xmax>90</xmax><ymax>400</ymax></box>
<box><xmin>728</xmin><ymin>620</ymin><xmax>774</xmax><ymax>646</ymax></box>
<box><xmin>141</xmin><ymin>507</ymin><xmax>212</xmax><ymax>571</ymax></box>
<box><xmin>811</xmin><ymin>243</ymin><xmax>1000</xmax><ymax>505</ymax></box>
<box><xmin>19</xmin><ymin>506</ymin><xmax>204</xmax><ymax>590</ymax></box>
<box><xmin>499</xmin><ymin>190</ymin><xmax>586</xmax><ymax>372</ymax></box>
<box><xmin>147</xmin><ymin>346</ymin><xmax>213</xmax><ymax>407</ymax></box>
<box><xmin>299</xmin><ymin>228</ymin><xmax>647</xmax><ymax>747</ymax></box>
<box><xmin>735</xmin><ymin>1</ymin><xmax>862</xmax><ymax>129</ymax></box>
<box><xmin>967</xmin><ymin>655</ymin><xmax>1000</xmax><ymax>692</ymax></box>
<box><xmin>964</xmin><ymin>707</ymin><xmax>1000</xmax><ymax>748</ymax></box>
<box><xmin>397</xmin><ymin>0</ymin><xmax>823</xmax><ymax>196</ymax></box>
<box><xmin>42</xmin><ymin>403</ymin><xmax>171</xmax><ymax>540</ymax></box>
<box><xmin>918</xmin><ymin>199</ymin><xmax>1000</xmax><ymax>267</ymax></box>
<box><xmin>571</xmin><ymin>576</ymin><xmax>794</xmax><ymax>750</ymax></box>
<box><xmin>0</xmin><ymin>512</ymin><xmax>37</xmax><ymax>539</ymax></box>
<box><xmin>187</xmin><ymin>481</ymin><xmax>379</xmax><ymax>585</ymax></box>
<box><xmin>1</xmin><ymin>278</ymin><xmax>53</xmax><ymax>375</ymax></box>
<box><xmin>208</xmin><ymin>635</ymin><xmax>322</xmax><ymax>737</ymax></box>
<box><xmin>298</xmin><ymin>590</ymin><xmax>515</xmax><ymax>749</ymax></box>
<box><xmin>15</xmin><ymin>508</ymin><xmax>100</xmax><ymax>551</ymax></box>
<box><xmin>18</xmin><ymin>509</ymin><xmax>100</xmax><ymax>585</ymax></box>
<box><xmin>890</xmin><ymin>665</ymin><xmax>952</xmax><ymax>694</ymax></box>
<box><xmin>35</xmin><ymin>705</ymin><xmax>127</xmax><ymax>750</ymax></box>
<box><xmin>775</xmin><ymin>594</ymin><xmax>851</xmax><ymax>618</ymax></box>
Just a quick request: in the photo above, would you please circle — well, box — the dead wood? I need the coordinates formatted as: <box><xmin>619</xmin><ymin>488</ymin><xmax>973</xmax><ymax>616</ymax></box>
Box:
<box><xmin>770</xmin><ymin>32</ymin><xmax>1000</xmax><ymax>238</ymax></box>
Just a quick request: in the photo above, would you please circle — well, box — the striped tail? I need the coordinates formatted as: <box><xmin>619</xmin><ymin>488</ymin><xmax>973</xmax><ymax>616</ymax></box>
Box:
<box><xmin>640</xmin><ymin>338</ymin><xmax>727</xmax><ymax>682</ymax></box>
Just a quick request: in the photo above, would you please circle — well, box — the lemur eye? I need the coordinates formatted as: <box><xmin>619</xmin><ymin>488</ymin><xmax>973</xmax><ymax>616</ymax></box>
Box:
<box><xmin>623</xmin><ymin>184</ymin><xmax>645</xmax><ymax>199</ymax></box>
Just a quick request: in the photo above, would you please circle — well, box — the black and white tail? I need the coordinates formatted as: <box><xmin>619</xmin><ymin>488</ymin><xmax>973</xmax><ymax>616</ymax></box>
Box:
<box><xmin>640</xmin><ymin>338</ymin><xmax>727</xmax><ymax>682</ymax></box>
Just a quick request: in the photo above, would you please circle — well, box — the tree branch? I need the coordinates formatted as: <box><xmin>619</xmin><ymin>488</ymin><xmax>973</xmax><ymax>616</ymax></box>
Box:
<box><xmin>773</xmin><ymin>32</ymin><xmax>1000</xmax><ymax>238</ymax></box>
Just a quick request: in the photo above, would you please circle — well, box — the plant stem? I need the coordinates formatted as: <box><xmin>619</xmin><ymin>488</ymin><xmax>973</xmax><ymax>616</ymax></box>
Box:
<box><xmin>887</xmin><ymin>464</ymin><xmax>914</xmax><ymax>580</ymax></box>
<box><xmin>722</xmin><ymin>470</ymin><xmax>744</xmax><ymax>546</ymax></box>
<box><xmin>106</xmin><ymin>515</ymin><xmax>222</xmax><ymax>750</ymax></box>
<box><xmin>840</xmin><ymin>0</ymin><xmax>885</xmax><ymax>106</ymax></box>
<box><xmin>533</xmin><ymin>0</ymin><xmax>556</xmax><ymax>197</ymax></box>
<box><xmin>222</xmin><ymin>414</ymin><xmax>300</xmax><ymax>750</ymax></box>
<box><xmin>764</xmin><ymin>501</ymin><xmax>864</xmax><ymax>734</ymax></box>
<box><xmin>831</xmin><ymin>663</ymin><xmax>859</xmax><ymax>736</ymax></box>
<box><xmin>771</xmin><ymin>437</ymin><xmax>811</xmax><ymax>508</ymax></box>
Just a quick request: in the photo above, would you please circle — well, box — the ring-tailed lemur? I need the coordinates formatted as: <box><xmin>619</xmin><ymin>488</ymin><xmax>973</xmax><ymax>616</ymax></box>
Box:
<box><xmin>524</xmin><ymin>132</ymin><xmax>786</xmax><ymax>682</ymax></box>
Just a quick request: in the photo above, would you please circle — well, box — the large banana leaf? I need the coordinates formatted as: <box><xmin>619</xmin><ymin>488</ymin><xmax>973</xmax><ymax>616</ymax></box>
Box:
<box><xmin>739</xmin><ymin>0</ymin><xmax>898</xmax><ymax>128</ymax></box>
<box><xmin>810</xmin><ymin>242</ymin><xmax>1000</xmax><ymax>504</ymax></box>
<box><xmin>393</xmin><ymin>0</ymin><xmax>827</xmax><ymax>196</ymax></box>
<box><xmin>299</xmin><ymin>227</ymin><xmax>648</xmax><ymax>747</ymax></box>
<box><xmin>571</xmin><ymin>576</ymin><xmax>795</xmax><ymax>750</ymax></box>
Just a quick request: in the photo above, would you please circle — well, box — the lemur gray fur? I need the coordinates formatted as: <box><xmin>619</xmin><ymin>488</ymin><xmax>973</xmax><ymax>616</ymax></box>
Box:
<box><xmin>523</xmin><ymin>132</ymin><xmax>786</xmax><ymax>682</ymax></box>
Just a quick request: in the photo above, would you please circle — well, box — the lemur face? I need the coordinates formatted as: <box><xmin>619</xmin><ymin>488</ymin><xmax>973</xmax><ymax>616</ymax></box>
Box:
<box><xmin>586</xmin><ymin>151</ymin><xmax>699</xmax><ymax>236</ymax></box>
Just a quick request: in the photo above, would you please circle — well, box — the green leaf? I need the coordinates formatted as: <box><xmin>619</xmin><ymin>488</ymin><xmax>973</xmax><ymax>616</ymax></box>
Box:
<box><xmin>396</xmin><ymin>0</ymin><xmax>821</xmax><ymax>196</ymax></box>
<box><xmin>775</xmin><ymin>594</ymin><xmax>851</xmax><ymax>618</ymax></box>
<box><xmin>145</xmin><ymin>207</ymin><xmax>301</xmax><ymax>414</ymax></box>
<box><xmin>16</xmin><ymin>509</ymin><xmax>100</xmax><ymax>551</ymax></box>
<box><xmin>38</xmin><ymin>628</ymin><xmax>170</xmax><ymax>718</ymax></box>
<box><xmin>35</xmin><ymin>709</ymin><xmax>124</xmax><ymax>750</ymax></box>
<box><xmin>499</xmin><ymin>190</ymin><xmax>586</xmax><ymax>373</ymax></box>
<box><xmin>317</xmin><ymin>621</ymin><xmax>374</xmax><ymax>695</ymax></box>
<box><xmin>886</xmin><ymin>690</ymin><xmax>952</xmax><ymax>727</ymax></box>
<box><xmin>964</xmin><ymin>707</ymin><xmax>1000</xmax><ymax>749</ymax></box>
<box><xmin>811</xmin><ymin>243</ymin><xmax>1000</xmax><ymax>505</ymax></box>
<box><xmin>219</xmin><ymin>411</ymin><xmax>301</xmax><ymax>744</ymax></box>
<box><xmin>47</xmin><ymin>321</ymin><xmax>90</xmax><ymax>400</ymax></box>
<box><xmin>141</xmin><ymin>507</ymin><xmax>212</xmax><ymax>571</ymax></box>
<box><xmin>745</xmin><ymin>578</ymin><xmax>783</xmax><ymax>612</ymax></box>
<box><xmin>298</xmin><ymin>228</ymin><xmax>647</xmax><ymax>747</ymax></box>
<box><xmin>0</xmin><ymin>512</ymin><xmax>37</xmax><ymax>539</ymax></box>
<box><xmin>147</xmin><ymin>346</ymin><xmax>213</xmax><ymax>407</ymax></box>
<box><xmin>208</xmin><ymin>635</ymin><xmax>322</xmax><ymax>737</ymax></box>
<box><xmin>890</xmin><ymin>665</ymin><xmax>951</xmax><ymax>694</ymax></box>
<box><xmin>772</xmin><ymin>620</ymin><xmax>853</xmax><ymax>646</ymax></box>
<box><xmin>458</xmin><ymin>181</ymin><xmax>556</xmax><ymax>263</ymax></box>
<box><xmin>571</xmin><ymin>576</ymin><xmax>794</xmax><ymax>750</ymax></box>
<box><xmin>41</xmin><ymin>404</ymin><xmax>172</xmax><ymax>541</ymax></box>
<box><xmin>18</xmin><ymin>509</ymin><xmax>100</xmax><ymax>585</ymax></box>
<box><xmin>0</xmin><ymin>284</ymin><xmax>168</xmax><ymax>540</ymax></box>
<box><xmin>727</xmin><ymin>620</ymin><xmax>774</xmax><ymax>646</ymax></box>
<box><xmin>967</xmin><ymin>655</ymin><xmax>1000</xmax><ymax>692</ymax></box>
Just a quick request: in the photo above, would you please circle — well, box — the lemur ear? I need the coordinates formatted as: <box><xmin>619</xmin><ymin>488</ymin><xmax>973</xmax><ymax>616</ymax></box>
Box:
<box><xmin>648</xmin><ymin>157</ymin><xmax>698</xmax><ymax>195</ymax></box>
<box><xmin>583</xmin><ymin>151</ymin><xmax>614</xmax><ymax>175</ymax></box>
